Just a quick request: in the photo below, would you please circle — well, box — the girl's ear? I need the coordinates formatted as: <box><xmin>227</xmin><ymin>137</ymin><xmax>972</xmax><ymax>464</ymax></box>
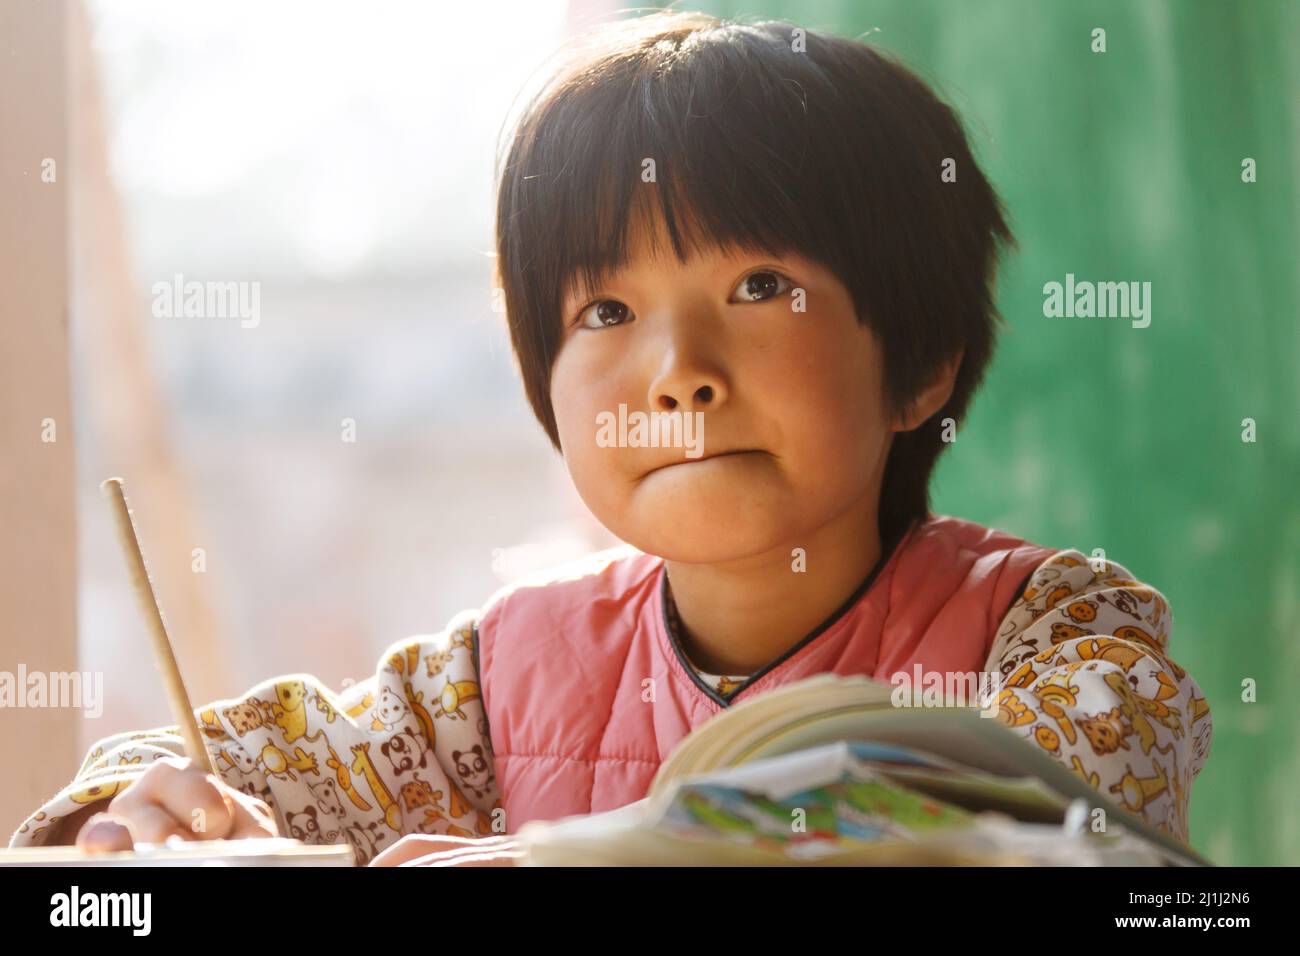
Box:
<box><xmin>891</xmin><ymin>347</ymin><xmax>965</xmax><ymax>433</ymax></box>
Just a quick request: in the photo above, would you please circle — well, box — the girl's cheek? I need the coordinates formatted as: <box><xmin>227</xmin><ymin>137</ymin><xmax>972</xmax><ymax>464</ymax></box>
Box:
<box><xmin>550</xmin><ymin>389</ymin><xmax>587</xmax><ymax>458</ymax></box>
<box><xmin>555</xmin><ymin>346</ymin><xmax>638</xmax><ymax>422</ymax></box>
<box><xmin>552</xmin><ymin>360</ymin><xmax>612</xmax><ymax>458</ymax></box>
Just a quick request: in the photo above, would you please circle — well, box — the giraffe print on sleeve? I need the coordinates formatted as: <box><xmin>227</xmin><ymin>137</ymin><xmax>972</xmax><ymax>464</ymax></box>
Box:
<box><xmin>984</xmin><ymin>551</ymin><xmax>1212</xmax><ymax>844</ymax></box>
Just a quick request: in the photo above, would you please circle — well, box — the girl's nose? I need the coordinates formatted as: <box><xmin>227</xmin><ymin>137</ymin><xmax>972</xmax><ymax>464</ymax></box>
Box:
<box><xmin>648</xmin><ymin>350</ymin><xmax>728</xmax><ymax>413</ymax></box>
<box><xmin>642</xmin><ymin>297</ymin><xmax>730</xmax><ymax>413</ymax></box>
<box><xmin>655</xmin><ymin>382</ymin><xmax>718</xmax><ymax>412</ymax></box>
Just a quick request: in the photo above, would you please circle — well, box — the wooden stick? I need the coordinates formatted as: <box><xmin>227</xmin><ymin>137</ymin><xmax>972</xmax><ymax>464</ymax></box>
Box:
<box><xmin>100</xmin><ymin>477</ymin><xmax>216</xmax><ymax>775</ymax></box>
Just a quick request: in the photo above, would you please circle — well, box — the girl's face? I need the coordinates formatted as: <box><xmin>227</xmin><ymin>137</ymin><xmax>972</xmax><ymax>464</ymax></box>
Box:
<box><xmin>549</xmin><ymin>216</ymin><xmax>937</xmax><ymax>564</ymax></box>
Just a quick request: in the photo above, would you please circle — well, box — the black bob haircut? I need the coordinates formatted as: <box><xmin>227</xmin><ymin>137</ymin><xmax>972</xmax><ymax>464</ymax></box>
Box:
<box><xmin>494</xmin><ymin>10</ymin><xmax>1013</xmax><ymax>546</ymax></box>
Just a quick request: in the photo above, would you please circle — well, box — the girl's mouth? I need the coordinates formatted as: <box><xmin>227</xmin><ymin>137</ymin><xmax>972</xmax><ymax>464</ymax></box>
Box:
<box><xmin>640</xmin><ymin>449</ymin><xmax>764</xmax><ymax>479</ymax></box>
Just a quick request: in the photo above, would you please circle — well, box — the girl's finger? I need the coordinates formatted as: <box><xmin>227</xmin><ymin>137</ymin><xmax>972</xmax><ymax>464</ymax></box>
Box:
<box><xmin>112</xmin><ymin>763</ymin><xmax>235</xmax><ymax>840</ymax></box>
<box><xmin>76</xmin><ymin>813</ymin><xmax>136</xmax><ymax>854</ymax></box>
<box><xmin>225</xmin><ymin>789</ymin><xmax>281</xmax><ymax>839</ymax></box>
<box><xmin>151</xmin><ymin>771</ymin><xmax>237</xmax><ymax>840</ymax></box>
<box><xmin>113</xmin><ymin>805</ymin><xmax>190</xmax><ymax>846</ymax></box>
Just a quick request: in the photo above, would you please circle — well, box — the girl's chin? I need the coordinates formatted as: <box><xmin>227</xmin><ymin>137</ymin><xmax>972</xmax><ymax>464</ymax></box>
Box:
<box><xmin>582</xmin><ymin>462</ymin><xmax>800</xmax><ymax>560</ymax></box>
<box><xmin>617</xmin><ymin>507</ymin><xmax>795</xmax><ymax>564</ymax></box>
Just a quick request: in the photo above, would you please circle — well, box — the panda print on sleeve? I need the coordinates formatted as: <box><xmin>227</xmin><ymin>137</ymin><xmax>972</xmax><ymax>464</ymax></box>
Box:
<box><xmin>9</xmin><ymin>610</ymin><xmax>504</xmax><ymax>865</ymax></box>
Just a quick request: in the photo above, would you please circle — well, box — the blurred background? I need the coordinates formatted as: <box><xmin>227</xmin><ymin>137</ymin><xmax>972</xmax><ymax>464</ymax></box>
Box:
<box><xmin>1</xmin><ymin>0</ymin><xmax>1296</xmax><ymax>864</ymax></box>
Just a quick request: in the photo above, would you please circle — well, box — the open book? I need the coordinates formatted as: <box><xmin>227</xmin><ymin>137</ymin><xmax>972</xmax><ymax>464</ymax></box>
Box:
<box><xmin>516</xmin><ymin>674</ymin><xmax>1208</xmax><ymax>866</ymax></box>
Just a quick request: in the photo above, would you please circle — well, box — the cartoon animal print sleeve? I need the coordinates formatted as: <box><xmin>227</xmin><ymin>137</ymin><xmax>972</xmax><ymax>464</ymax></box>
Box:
<box><xmin>7</xmin><ymin>610</ymin><xmax>502</xmax><ymax>864</ymax></box>
<box><xmin>983</xmin><ymin>551</ymin><xmax>1213</xmax><ymax>844</ymax></box>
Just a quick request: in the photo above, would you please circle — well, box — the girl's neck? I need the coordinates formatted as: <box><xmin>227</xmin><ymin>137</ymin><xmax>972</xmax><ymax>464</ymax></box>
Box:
<box><xmin>662</xmin><ymin>492</ymin><xmax>885</xmax><ymax>676</ymax></box>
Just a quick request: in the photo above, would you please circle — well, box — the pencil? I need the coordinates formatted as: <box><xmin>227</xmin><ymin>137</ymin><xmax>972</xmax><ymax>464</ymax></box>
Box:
<box><xmin>100</xmin><ymin>477</ymin><xmax>217</xmax><ymax>776</ymax></box>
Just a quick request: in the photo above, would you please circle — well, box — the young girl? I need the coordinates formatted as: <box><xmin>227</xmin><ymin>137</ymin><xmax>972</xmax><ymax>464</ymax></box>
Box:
<box><xmin>11</xmin><ymin>11</ymin><xmax>1211</xmax><ymax>866</ymax></box>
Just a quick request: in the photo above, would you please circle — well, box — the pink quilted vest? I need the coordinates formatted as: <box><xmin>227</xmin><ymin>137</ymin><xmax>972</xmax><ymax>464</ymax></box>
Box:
<box><xmin>476</xmin><ymin>513</ymin><xmax>1058</xmax><ymax>831</ymax></box>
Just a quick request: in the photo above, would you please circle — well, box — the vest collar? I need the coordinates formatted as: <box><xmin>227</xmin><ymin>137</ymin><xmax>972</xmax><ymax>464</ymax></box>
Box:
<box><xmin>655</xmin><ymin>515</ymin><xmax>919</xmax><ymax>709</ymax></box>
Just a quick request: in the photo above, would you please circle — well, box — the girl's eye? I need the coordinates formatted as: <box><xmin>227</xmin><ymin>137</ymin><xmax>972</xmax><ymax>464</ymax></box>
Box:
<box><xmin>577</xmin><ymin>298</ymin><xmax>634</xmax><ymax>330</ymax></box>
<box><xmin>730</xmin><ymin>270</ymin><xmax>792</xmax><ymax>303</ymax></box>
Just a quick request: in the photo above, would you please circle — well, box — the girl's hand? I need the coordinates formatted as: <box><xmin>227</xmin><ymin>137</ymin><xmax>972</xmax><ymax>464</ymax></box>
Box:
<box><xmin>369</xmin><ymin>834</ymin><xmax>523</xmax><ymax>867</ymax></box>
<box><xmin>74</xmin><ymin>756</ymin><xmax>278</xmax><ymax>853</ymax></box>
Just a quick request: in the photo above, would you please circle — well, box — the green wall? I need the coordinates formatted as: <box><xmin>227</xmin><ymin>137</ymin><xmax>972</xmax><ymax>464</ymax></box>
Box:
<box><xmin>662</xmin><ymin>0</ymin><xmax>1300</xmax><ymax>865</ymax></box>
